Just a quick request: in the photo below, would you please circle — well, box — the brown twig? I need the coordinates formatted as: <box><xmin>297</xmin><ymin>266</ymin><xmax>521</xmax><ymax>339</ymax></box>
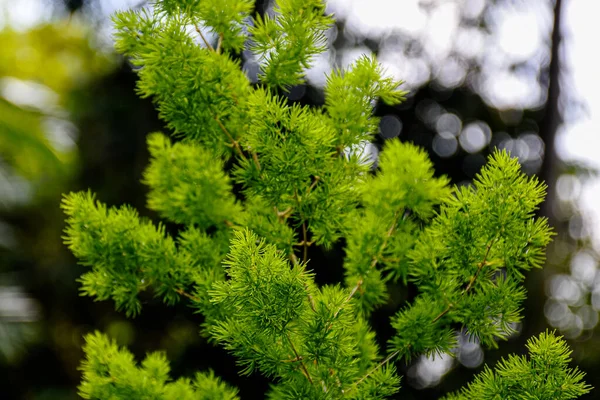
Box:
<box><xmin>464</xmin><ymin>239</ymin><xmax>495</xmax><ymax>293</ymax></box>
<box><xmin>332</xmin><ymin>210</ymin><xmax>402</xmax><ymax>320</ymax></box>
<box><xmin>306</xmin><ymin>176</ymin><xmax>321</xmax><ymax>195</ymax></box>
<box><xmin>285</xmin><ymin>331</ymin><xmax>314</xmax><ymax>385</ymax></box>
<box><xmin>431</xmin><ymin>237</ymin><xmax>497</xmax><ymax>323</ymax></box>
<box><xmin>349</xmin><ymin>349</ymin><xmax>400</xmax><ymax>391</ymax></box>
<box><xmin>295</xmin><ymin>240</ymin><xmax>315</xmax><ymax>247</ymax></box>
<box><xmin>276</xmin><ymin>206</ymin><xmax>293</xmax><ymax>220</ymax></box>
<box><xmin>345</xmin><ymin>237</ymin><xmax>500</xmax><ymax>395</ymax></box>
<box><xmin>175</xmin><ymin>288</ymin><xmax>202</xmax><ymax>303</ymax></box>
<box><xmin>252</xmin><ymin>151</ymin><xmax>262</xmax><ymax>171</ymax></box>
<box><xmin>302</xmin><ymin>222</ymin><xmax>309</xmax><ymax>263</ymax></box>
<box><xmin>290</xmin><ymin>189</ymin><xmax>312</xmax><ymax>263</ymax></box>
<box><xmin>216</xmin><ymin>32</ymin><xmax>224</xmax><ymax>53</ymax></box>
<box><xmin>214</xmin><ymin>116</ymin><xmax>248</xmax><ymax>162</ymax></box>
<box><xmin>195</xmin><ymin>24</ymin><xmax>214</xmax><ymax>51</ymax></box>
<box><xmin>305</xmin><ymin>283</ymin><xmax>317</xmax><ymax>313</ymax></box>
<box><xmin>431</xmin><ymin>304</ymin><xmax>453</xmax><ymax>324</ymax></box>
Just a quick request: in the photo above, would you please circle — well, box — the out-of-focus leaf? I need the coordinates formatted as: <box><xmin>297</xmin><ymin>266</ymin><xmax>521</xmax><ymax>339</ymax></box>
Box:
<box><xmin>0</xmin><ymin>98</ymin><xmax>66</xmax><ymax>179</ymax></box>
<box><xmin>0</xmin><ymin>23</ymin><xmax>114</xmax><ymax>95</ymax></box>
<box><xmin>0</xmin><ymin>21</ymin><xmax>116</xmax><ymax>204</ymax></box>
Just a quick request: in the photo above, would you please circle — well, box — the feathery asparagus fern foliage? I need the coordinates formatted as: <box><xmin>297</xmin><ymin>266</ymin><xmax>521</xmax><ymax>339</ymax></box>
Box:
<box><xmin>63</xmin><ymin>0</ymin><xmax>591</xmax><ymax>398</ymax></box>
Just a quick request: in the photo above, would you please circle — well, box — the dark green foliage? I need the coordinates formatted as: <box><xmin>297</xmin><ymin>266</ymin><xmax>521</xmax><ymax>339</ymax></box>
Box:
<box><xmin>62</xmin><ymin>191</ymin><xmax>187</xmax><ymax>316</ymax></box>
<box><xmin>442</xmin><ymin>331</ymin><xmax>591</xmax><ymax>400</ymax></box>
<box><xmin>388</xmin><ymin>295</ymin><xmax>457</xmax><ymax>360</ymax></box>
<box><xmin>79</xmin><ymin>331</ymin><xmax>239</xmax><ymax>399</ymax></box>
<box><xmin>389</xmin><ymin>151</ymin><xmax>554</xmax><ymax>357</ymax></box>
<box><xmin>61</xmin><ymin>191</ymin><xmax>226</xmax><ymax>317</ymax></box>
<box><xmin>62</xmin><ymin>0</ymin><xmax>592</xmax><ymax>398</ymax></box>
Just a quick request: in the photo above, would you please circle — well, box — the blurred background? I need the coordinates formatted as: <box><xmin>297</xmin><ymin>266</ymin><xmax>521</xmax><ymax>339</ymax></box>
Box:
<box><xmin>1</xmin><ymin>0</ymin><xmax>599</xmax><ymax>398</ymax></box>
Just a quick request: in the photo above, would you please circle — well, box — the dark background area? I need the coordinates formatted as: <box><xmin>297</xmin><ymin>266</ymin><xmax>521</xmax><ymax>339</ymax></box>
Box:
<box><xmin>0</xmin><ymin>0</ymin><xmax>599</xmax><ymax>398</ymax></box>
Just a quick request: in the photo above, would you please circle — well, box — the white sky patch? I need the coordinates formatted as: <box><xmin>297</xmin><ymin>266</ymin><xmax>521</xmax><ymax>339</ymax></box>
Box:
<box><xmin>492</xmin><ymin>3</ymin><xmax>551</xmax><ymax>63</ymax></box>
<box><xmin>423</xmin><ymin>2</ymin><xmax>458</xmax><ymax>61</ymax></box>
<box><xmin>305</xmin><ymin>50</ymin><xmax>335</xmax><ymax>88</ymax></box>
<box><xmin>328</xmin><ymin>0</ymin><xmax>428</xmax><ymax>38</ymax></box>
<box><xmin>497</xmin><ymin>13</ymin><xmax>541</xmax><ymax>61</ymax></box>
<box><xmin>455</xmin><ymin>26</ymin><xmax>485</xmax><ymax>60</ymax></box>
<box><xmin>0</xmin><ymin>0</ymin><xmax>49</xmax><ymax>30</ymax></box>
<box><xmin>558</xmin><ymin>0</ymin><xmax>600</xmax><ymax>252</ymax></box>
<box><xmin>481</xmin><ymin>70</ymin><xmax>542</xmax><ymax>110</ymax></box>
<box><xmin>0</xmin><ymin>77</ymin><xmax>60</xmax><ymax>112</ymax></box>
<box><xmin>379</xmin><ymin>52</ymin><xmax>430</xmax><ymax>90</ymax></box>
<box><xmin>98</xmin><ymin>0</ymin><xmax>142</xmax><ymax>15</ymax></box>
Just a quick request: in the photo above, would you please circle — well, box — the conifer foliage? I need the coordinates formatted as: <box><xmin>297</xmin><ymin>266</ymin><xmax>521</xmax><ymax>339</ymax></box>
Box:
<box><xmin>62</xmin><ymin>0</ymin><xmax>592</xmax><ymax>398</ymax></box>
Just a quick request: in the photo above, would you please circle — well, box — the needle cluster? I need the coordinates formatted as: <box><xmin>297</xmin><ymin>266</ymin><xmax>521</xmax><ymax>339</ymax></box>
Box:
<box><xmin>63</xmin><ymin>0</ymin><xmax>592</xmax><ymax>399</ymax></box>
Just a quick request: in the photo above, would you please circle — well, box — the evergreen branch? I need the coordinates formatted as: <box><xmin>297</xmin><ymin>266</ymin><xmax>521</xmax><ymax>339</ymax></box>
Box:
<box><xmin>143</xmin><ymin>133</ymin><xmax>242</xmax><ymax>229</ymax></box>
<box><xmin>175</xmin><ymin>24</ymin><xmax>251</xmax><ymax>163</ymax></box>
<box><xmin>353</xmin><ymin>237</ymin><xmax>499</xmax><ymax>389</ymax></box>
<box><xmin>441</xmin><ymin>331</ymin><xmax>592</xmax><ymax>399</ymax></box>
<box><xmin>432</xmin><ymin>236</ymin><xmax>498</xmax><ymax>323</ymax></box>
<box><xmin>79</xmin><ymin>332</ymin><xmax>240</xmax><ymax>399</ymax></box>
<box><xmin>73</xmin><ymin>4</ymin><xmax>589</xmax><ymax>399</ymax></box>
<box><xmin>250</xmin><ymin>0</ymin><xmax>333</xmax><ymax>88</ymax></box>
<box><xmin>336</xmin><ymin>209</ymin><xmax>402</xmax><ymax>318</ymax></box>
<box><xmin>325</xmin><ymin>56</ymin><xmax>407</xmax><ymax>147</ymax></box>
<box><xmin>464</xmin><ymin>237</ymin><xmax>496</xmax><ymax>293</ymax></box>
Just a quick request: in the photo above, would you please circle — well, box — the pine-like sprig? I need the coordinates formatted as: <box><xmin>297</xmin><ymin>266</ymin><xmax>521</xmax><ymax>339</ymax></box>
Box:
<box><xmin>388</xmin><ymin>151</ymin><xmax>554</xmax><ymax>360</ymax></box>
<box><xmin>344</xmin><ymin>141</ymin><xmax>451</xmax><ymax>314</ymax></box>
<box><xmin>143</xmin><ymin>132</ymin><xmax>242</xmax><ymax>229</ymax></box>
<box><xmin>61</xmin><ymin>191</ymin><xmax>227</xmax><ymax>316</ymax></box>
<box><xmin>250</xmin><ymin>0</ymin><xmax>333</xmax><ymax>88</ymax></box>
<box><xmin>209</xmin><ymin>229</ymin><xmax>401</xmax><ymax>399</ymax></box>
<box><xmin>79</xmin><ymin>331</ymin><xmax>240</xmax><ymax>399</ymax></box>
<box><xmin>325</xmin><ymin>56</ymin><xmax>408</xmax><ymax>148</ymax></box>
<box><xmin>442</xmin><ymin>331</ymin><xmax>591</xmax><ymax>400</ymax></box>
<box><xmin>62</xmin><ymin>0</ymin><xmax>592</xmax><ymax>399</ymax></box>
